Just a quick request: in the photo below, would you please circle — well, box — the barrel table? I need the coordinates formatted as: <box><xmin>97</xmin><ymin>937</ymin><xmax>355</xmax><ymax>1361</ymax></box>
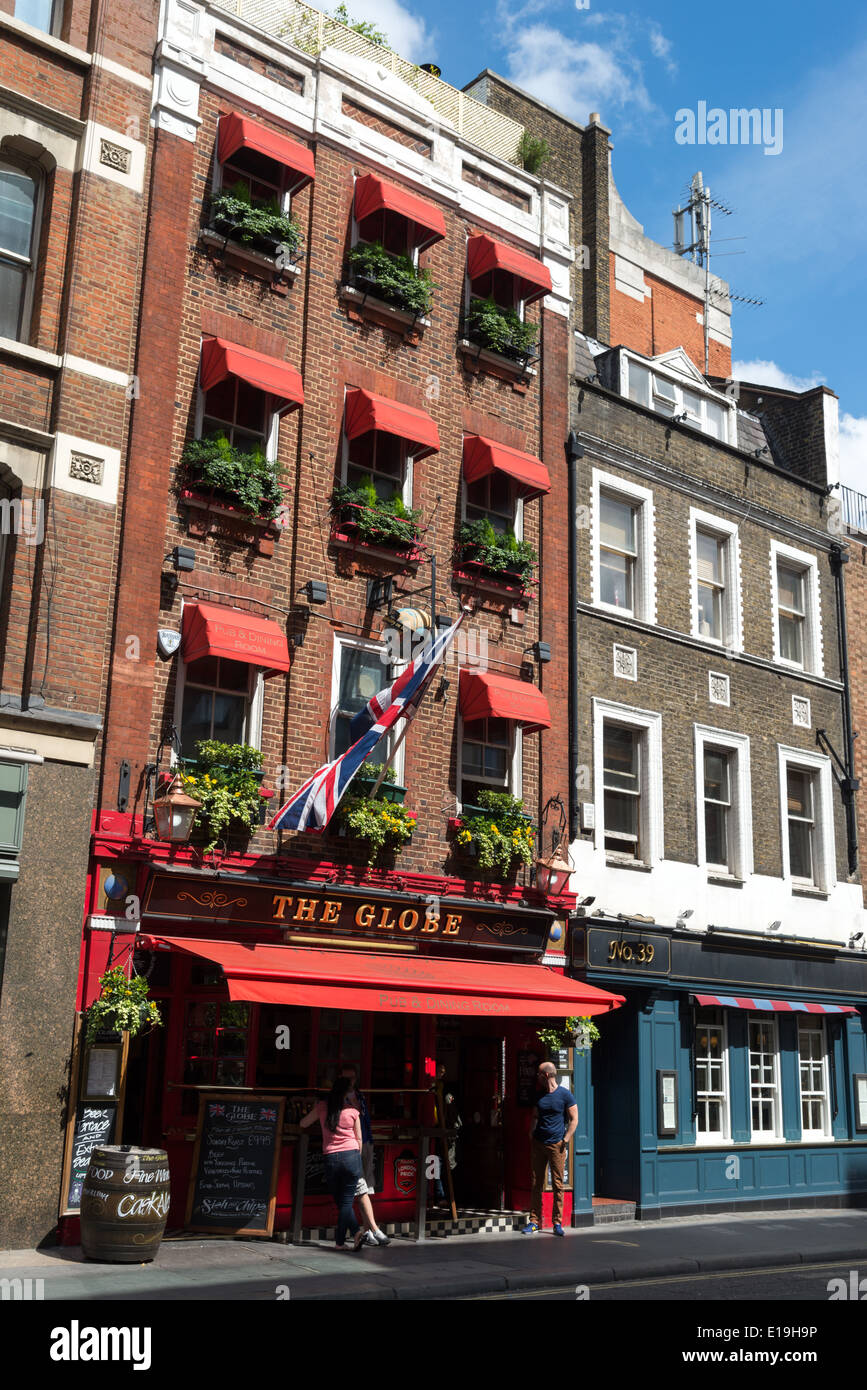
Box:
<box><xmin>80</xmin><ymin>1146</ymin><xmax>171</xmax><ymax>1262</ymax></box>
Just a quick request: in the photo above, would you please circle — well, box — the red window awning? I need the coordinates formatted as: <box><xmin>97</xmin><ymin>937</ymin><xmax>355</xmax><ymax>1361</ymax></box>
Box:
<box><xmin>152</xmin><ymin>937</ymin><xmax>625</xmax><ymax>1017</ymax></box>
<box><xmin>694</xmin><ymin>993</ymin><xmax>858</xmax><ymax>1015</ymax></box>
<box><xmin>344</xmin><ymin>387</ymin><xmax>439</xmax><ymax>459</ymax></box>
<box><xmin>460</xmin><ymin>669</ymin><xmax>551</xmax><ymax>734</ymax></box>
<box><xmin>463</xmin><ymin>435</ymin><xmax>550</xmax><ymax>501</ymax></box>
<box><xmin>182</xmin><ymin>602</ymin><xmax>291</xmax><ymax>677</ymax></box>
<box><xmin>467</xmin><ymin>233</ymin><xmax>552</xmax><ymax>305</ymax></box>
<box><xmin>200</xmin><ymin>338</ymin><xmax>304</xmax><ymax>414</ymax></box>
<box><xmin>354</xmin><ymin>172</ymin><xmax>446</xmax><ymax>252</ymax></box>
<box><xmin>217</xmin><ymin>111</ymin><xmax>315</xmax><ymax>191</ymax></box>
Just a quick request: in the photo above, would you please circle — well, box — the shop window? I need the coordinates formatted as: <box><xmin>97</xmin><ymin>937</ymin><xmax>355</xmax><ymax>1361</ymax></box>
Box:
<box><xmin>593</xmin><ymin>699</ymin><xmax>664</xmax><ymax>866</ymax></box>
<box><xmin>13</xmin><ymin>0</ymin><xmax>61</xmax><ymax>34</ymax></box>
<box><xmin>694</xmin><ymin>726</ymin><xmax>753</xmax><ymax>880</ymax></box>
<box><xmin>771</xmin><ymin>542</ymin><xmax>822</xmax><ymax>675</ymax></box>
<box><xmin>330</xmin><ymin>635</ymin><xmax>403</xmax><ymax>776</ymax></box>
<box><xmin>256</xmin><ymin>1005</ymin><xmax>311</xmax><ymax>1119</ymax></box>
<box><xmin>177</xmin><ymin>653</ymin><xmax>261</xmax><ymax>758</ymax></box>
<box><xmin>371</xmin><ymin>1015</ymin><xmax>415</xmax><ymax>1121</ymax></box>
<box><xmin>798</xmin><ymin>1018</ymin><xmax>831</xmax><ymax>1140</ymax></box>
<box><xmin>181</xmin><ymin>1000</ymin><xmax>250</xmax><ymax>1116</ymax></box>
<box><xmin>779</xmin><ymin>747</ymin><xmax>835</xmax><ymax>890</ymax></box>
<box><xmin>343</xmin><ymin>427</ymin><xmax>410</xmax><ymax>505</ymax></box>
<box><xmin>592</xmin><ymin>469</ymin><xmax>656</xmax><ymax>623</ymax></box>
<box><xmin>0</xmin><ymin>161</ymin><xmax>39</xmax><ymax>343</ymax></box>
<box><xmin>460</xmin><ymin>716</ymin><xmax>516</xmax><ymax>806</ymax></box>
<box><xmin>317</xmin><ymin>1009</ymin><xmax>364</xmax><ymax>1086</ymax></box>
<box><xmin>694</xmin><ymin>1007</ymin><xmax>728</xmax><ymax>1143</ymax></box>
<box><xmin>748</xmin><ymin>1016</ymin><xmax>782</xmax><ymax>1140</ymax></box>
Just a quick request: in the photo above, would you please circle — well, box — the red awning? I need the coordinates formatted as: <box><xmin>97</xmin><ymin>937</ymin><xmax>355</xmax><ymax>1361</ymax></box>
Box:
<box><xmin>217</xmin><ymin>111</ymin><xmax>315</xmax><ymax>190</ymax></box>
<box><xmin>182</xmin><ymin>602</ymin><xmax>291</xmax><ymax>677</ymax></box>
<box><xmin>463</xmin><ymin>435</ymin><xmax>550</xmax><ymax>501</ymax></box>
<box><xmin>466</xmin><ymin>234</ymin><xmax>552</xmax><ymax>305</ymax></box>
<box><xmin>153</xmin><ymin>937</ymin><xmax>625</xmax><ymax>1017</ymax></box>
<box><xmin>694</xmin><ymin>994</ymin><xmax>858</xmax><ymax>1015</ymax></box>
<box><xmin>200</xmin><ymin>338</ymin><xmax>303</xmax><ymax>414</ymax></box>
<box><xmin>460</xmin><ymin>669</ymin><xmax>551</xmax><ymax>734</ymax></box>
<box><xmin>344</xmin><ymin>388</ymin><xmax>439</xmax><ymax>459</ymax></box>
<box><xmin>354</xmin><ymin>172</ymin><xmax>446</xmax><ymax>251</ymax></box>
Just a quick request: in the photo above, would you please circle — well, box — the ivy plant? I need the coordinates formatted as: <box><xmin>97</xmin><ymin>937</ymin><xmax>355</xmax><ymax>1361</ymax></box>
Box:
<box><xmin>84</xmin><ymin>967</ymin><xmax>162</xmax><ymax>1046</ymax></box>
<box><xmin>182</xmin><ymin>433</ymin><xmax>283</xmax><ymax>519</ymax></box>
<box><xmin>336</xmin><ymin>795</ymin><xmax>416</xmax><ymax>864</ymax></box>
<box><xmin>181</xmin><ymin>740</ymin><xmax>266</xmax><ymax>852</ymax></box>
<box><xmin>208</xmin><ymin>181</ymin><xmax>302</xmax><ymax>256</ymax></box>
<box><xmin>331</xmin><ymin>479</ymin><xmax>422</xmax><ymax>548</ymax></box>
<box><xmin>455</xmin><ymin>518</ymin><xmax>537</xmax><ymax>583</ymax></box>
<box><xmin>347</xmin><ymin>241</ymin><xmax>434</xmax><ymax>315</ymax></box>
<box><xmin>454</xmin><ymin>789</ymin><xmax>535</xmax><ymax>876</ymax></box>
<box><xmin>465</xmin><ymin>297</ymin><xmax>538</xmax><ymax>359</ymax></box>
<box><xmin>535</xmin><ymin>1017</ymin><xmax>601</xmax><ymax>1053</ymax></box>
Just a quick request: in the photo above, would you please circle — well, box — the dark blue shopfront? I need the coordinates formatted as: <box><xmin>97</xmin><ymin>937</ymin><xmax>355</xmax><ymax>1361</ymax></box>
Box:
<box><xmin>568</xmin><ymin>921</ymin><xmax>867</xmax><ymax>1220</ymax></box>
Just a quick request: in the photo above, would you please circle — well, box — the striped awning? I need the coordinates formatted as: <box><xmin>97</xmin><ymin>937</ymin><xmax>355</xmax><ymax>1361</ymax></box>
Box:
<box><xmin>694</xmin><ymin>993</ymin><xmax>858</xmax><ymax>1015</ymax></box>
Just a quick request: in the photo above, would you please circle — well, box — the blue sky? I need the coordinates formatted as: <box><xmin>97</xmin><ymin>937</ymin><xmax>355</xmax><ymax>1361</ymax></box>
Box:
<box><xmin>343</xmin><ymin>0</ymin><xmax>867</xmax><ymax>487</ymax></box>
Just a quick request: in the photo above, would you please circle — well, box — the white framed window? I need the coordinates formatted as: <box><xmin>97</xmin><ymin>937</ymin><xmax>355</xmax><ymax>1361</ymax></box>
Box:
<box><xmin>798</xmin><ymin>1018</ymin><xmax>831</xmax><ymax>1141</ymax></box>
<box><xmin>694</xmin><ymin>1007</ymin><xmax>729</xmax><ymax>1143</ymax></box>
<box><xmin>777</xmin><ymin>745</ymin><xmax>836</xmax><ymax>891</ymax></box>
<box><xmin>14</xmin><ymin>0</ymin><xmax>62</xmax><ymax>35</ymax></box>
<box><xmin>467</xmin><ymin>264</ymin><xmax>524</xmax><ymax>319</ymax></box>
<box><xmin>330</xmin><ymin>635</ymin><xmax>405</xmax><ymax>782</ymax></box>
<box><xmin>463</xmin><ymin>468</ymin><xmax>523</xmax><ymax>539</ymax></box>
<box><xmin>770</xmin><ymin>541</ymin><xmax>823</xmax><ymax>675</ymax></box>
<box><xmin>458</xmin><ymin>715</ymin><xmax>521</xmax><ymax>809</ymax></box>
<box><xmin>622</xmin><ymin>351</ymin><xmax>734</xmax><ymax>443</ymax></box>
<box><xmin>214</xmin><ymin>132</ymin><xmax>295</xmax><ymax>221</ymax></box>
<box><xmin>340</xmin><ymin>388</ymin><xmax>414</xmax><ymax>508</ymax></box>
<box><xmin>0</xmin><ymin>159</ymin><xmax>41</xmax><ymax>343</ymax></box>
<box><xmin>689</xmin><ymin>508</ymin><xmax>742</xmax><ymax>650</ymax></box>
<box><xmin>174</xmin><ymin>637</ymin><xmax>264</xmax><ymax>761</ymax></box>
<box><xmin>352</xmin><ymin>198</ymin><xmax>419</xmax><ymax>266</ymax></box>
<box><xmin>593</xmin><ymin>698</ymin><xmax>664</xmax><ymax>866</ymax></box>
<box><xmin>591</xmin><ymin>469</ymin><xmax>656</xmax><ymax>623</ymax></box>
<box><xmin>694</xmin><ymin>725</ymin><xmax>753</xmax><ymax>879</ymax></box>
<box><xmin>748</xmin><ymin>1015</ymin><xmax>782</xmax><ymax>1141</ymax></box>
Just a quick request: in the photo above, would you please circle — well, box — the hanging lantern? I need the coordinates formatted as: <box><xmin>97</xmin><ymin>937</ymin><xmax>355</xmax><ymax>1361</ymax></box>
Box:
<box><xmin>535</xmin><ymin>840</ymin><xmax>573</xmax><ymax>897</ymax></box>
<box><xmin>152</xmin><ymin>773</ymin><xmax>202</xmax><ymax>843</ymax></box>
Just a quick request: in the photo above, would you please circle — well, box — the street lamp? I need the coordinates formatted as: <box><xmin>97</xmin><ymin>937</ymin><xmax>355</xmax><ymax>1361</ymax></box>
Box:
<box><xmin>536</xmin><ymin>842</ymin><xmax>573</xmax><ymax>897</ymax></box>
<box><xmin>151</xmin><ymin>773</ymin><xmax>201</xmax><ymax>844</ymax></box>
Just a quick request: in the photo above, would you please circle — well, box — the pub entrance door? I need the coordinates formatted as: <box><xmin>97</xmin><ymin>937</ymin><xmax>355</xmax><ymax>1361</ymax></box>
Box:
<box><xmin>450</xmin><ymin>1027</ymin><xmax>506</xmax><ymax>1209</ymax></box>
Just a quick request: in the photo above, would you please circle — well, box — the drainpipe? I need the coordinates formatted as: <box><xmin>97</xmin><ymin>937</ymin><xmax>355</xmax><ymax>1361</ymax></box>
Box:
<box><xmin>829</xmin><ymin>544</ymin><xmax>859</xmax><ymax>876</ymax></box>
<box><xmin>565</xmin><ymin>431</ymin><xmax>584</xmax><ymax>842</ymax></box>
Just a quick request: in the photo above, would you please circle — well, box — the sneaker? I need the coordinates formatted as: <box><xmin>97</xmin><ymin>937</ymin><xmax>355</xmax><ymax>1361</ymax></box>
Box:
<box><xmin>371</xmin><ymin>1230</ymin><xmax>391</xmax><ymax>1246</ymax></box>
<box><xmin>521</xmin><ymin>1223</ymin><xmax>540</xmax><ymax>1234</ymax></box>
<box><xmin>363</xmin><ymin>1232</ymin><xmax>378</xmax><ymax>1247</ymax></box>
<box><xmin>553</xmin><ymin>1223</ymin><xmax>565</xmax><ymax>1237</ymax></box>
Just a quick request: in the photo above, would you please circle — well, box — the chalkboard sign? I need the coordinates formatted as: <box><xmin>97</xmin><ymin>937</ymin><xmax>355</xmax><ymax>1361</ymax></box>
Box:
<box><xmin>304</xmin><ymin>1143</ymin><xmax>329</xmax><ymax>1196</ymax></box>
<box><xmin>65</xmin><ymin>1103</ymin><xmax>117</xmax><ymax>1210</ymax></box>
<box><xmin>517</xmin><ymin>1049</ymin><xmax>542</xmax><ymax>1107</ymax></box>
<box><xmin>186</xmin><ymin>1094</ymin><xmax>285</xmax><ymax>1237</ymax></box>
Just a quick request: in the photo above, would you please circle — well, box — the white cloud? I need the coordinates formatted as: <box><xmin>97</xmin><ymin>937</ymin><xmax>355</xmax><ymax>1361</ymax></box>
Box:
<box><xmin>334</xmin><ymin>0</ymin><xmax>433</xmax><ymax>60</ymax></box>
<box><xmin>733</xmin><ymin>358</ymin><xmax>825</xmax><ymax>392</ymax></box>
<box><xmin>503</xmin><ymin>24</ymin><xmax>653</xmax><ymax>123</ymax></box>
<box><xmin>840</xmin><ymin>413</ymin><xmax>867</xmax><ymax>492</ymax></box>
<box><xmin>648</xmin><ymin>24</ymin><xmax>676</xmax><ymax>75</ymax></box>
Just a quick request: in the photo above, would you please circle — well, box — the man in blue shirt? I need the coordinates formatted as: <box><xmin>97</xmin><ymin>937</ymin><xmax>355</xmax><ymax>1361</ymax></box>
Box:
<box><xmin>522</xmin><ymin>1061</ymin><xmax>578</xmax><ymax>1236</ymax></box>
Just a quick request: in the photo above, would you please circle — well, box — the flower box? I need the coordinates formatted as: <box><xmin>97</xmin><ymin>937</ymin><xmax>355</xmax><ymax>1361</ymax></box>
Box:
<box><xmin>180</xmin><ymin>487</ymin><xmax>286</xmax><ymax>556</ymax></box>
<box><xmin>329</xmin><ymin>512</ymin><xmax>425</xmax><ymax>572</ymax></box>
<box><xmin>458</xmin><ymin>337</ymin><xmax>538</xmax><ymax>393</ymax></box>
<box><xmin>199</xmin><ymin>228</ymin><xmax>301</xmax><ymax>294</ymax></box>
<box><xmin>352</xmin><ymin>775</ymin><xmax>407</xmax><ymax>804</ymax></box>
<box><xmin>338</xmin><ymin>282</ymin><xmax>430</xmax><ymax>343</ymax></box>
<box><xmin>452</xmin><ymin>559</ymin><xmax>534</xmax><ymax>605</ymax></box>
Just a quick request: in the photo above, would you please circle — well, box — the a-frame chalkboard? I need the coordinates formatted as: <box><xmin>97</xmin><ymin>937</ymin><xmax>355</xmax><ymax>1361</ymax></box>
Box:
<box><xmin>186</xmin><ymin>1093</ymin><xmax>285</xmax><ymax>1237</ymax></box>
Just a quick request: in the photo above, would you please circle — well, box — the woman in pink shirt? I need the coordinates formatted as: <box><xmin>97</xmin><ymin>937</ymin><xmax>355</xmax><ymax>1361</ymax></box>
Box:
<box><xmin>300</xmin><ymin>1077</ymin><xmax>365</xmax><ymax>1250</ymax></box>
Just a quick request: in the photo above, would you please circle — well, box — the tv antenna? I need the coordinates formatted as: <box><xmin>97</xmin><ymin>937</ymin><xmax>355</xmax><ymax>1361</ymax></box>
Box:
<box><xmin>673</xmin><ymin>172</ymin><xmax>763</xmax><ymax>372</ymax></box>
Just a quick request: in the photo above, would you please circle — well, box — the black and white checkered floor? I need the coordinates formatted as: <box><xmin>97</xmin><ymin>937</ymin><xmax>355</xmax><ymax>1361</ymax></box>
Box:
<box><xmin>302</xmin><ymin>1208</ymin><xmax>531</xmax><ymax>1242</ymax></box>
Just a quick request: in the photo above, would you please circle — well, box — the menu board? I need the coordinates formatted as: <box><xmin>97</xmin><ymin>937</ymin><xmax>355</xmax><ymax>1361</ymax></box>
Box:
<box><xmin>65</xmin><ymin>1103</ymin><xmax>117</xmax><ymax>1211</ymax></box>
<box><xmin>186</xmin><ymin>1094</ymin><xmax>285</xmax><ymax>1237</ymax></box>
<box><xmin>517</xmin><ymin>1049</ymin><xmax>542</xmax><ymax>1107</ymax></box>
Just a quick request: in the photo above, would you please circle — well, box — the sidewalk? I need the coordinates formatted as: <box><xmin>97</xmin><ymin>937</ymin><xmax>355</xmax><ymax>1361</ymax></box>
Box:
<box><xmin>4</xmin><ymin>1208</ymin><xmax>867</xmax><ymax>1300</ymax></box>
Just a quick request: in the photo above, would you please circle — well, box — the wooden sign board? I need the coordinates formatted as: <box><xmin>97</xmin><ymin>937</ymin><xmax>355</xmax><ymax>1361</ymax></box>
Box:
<box><xmin>186</xmin><ymin>1093</ymin><xmax>285</xmax><ymax>1237</ymax></box>
<box><xmin>59</xmin><ymin>1016</ymin><xmax>129</xmax><ymax>1216</ymax></box>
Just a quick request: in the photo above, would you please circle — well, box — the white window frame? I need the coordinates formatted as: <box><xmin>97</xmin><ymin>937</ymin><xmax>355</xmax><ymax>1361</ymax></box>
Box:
<box><xmin>689</xmin><ymin>508</ymin><xmax>742</xmax><ymax>651</ymax></box>
<box><xmin>694</xmin><ymin>1007</ymin><xmax>730</xmax><ymax>1145</ymax></box>
<box><xmin>748</xmin><ymin>1015</ymin><xmax>783</xmax><ymax>1142</ymax></box>
<box><xmin>593</xmin><ymin>698</ymin><xmax>664</xmax><ymax>866</ymax></box>
<box><xmin>797</xmin><ymin>1017</ymin><xmax>832</xmax><ymax>1142</ymax></box>
<box><xmin>195</xmin><ymin>343</ymin><xmax>280</xmax><ymax>461</ymax></box>
<box><xmin>0</xmin><ymin>157</ymin><xmax>44</xmax><ymax>345</ymax></box>
<box><xmin>591</xmin><ymin>468</ymin><xmax>657</xmax><ymax>623</ymax></box>
<box><xmin>14</xmin><ymin>0</ymin><xmax>63</xmax><ymax>37</ymax></box>
<box><xmin>351</xmin><ymin>174</ymin><xmax>420</xmax><ymax>268</ymax></box>
<box><xmin>460</xmin><ymin>459</ymin><xmax>524</xmax><ymax>540</ymax></box>
<box><xmin>777</xmin><ymin>744</ymin><xmax>836</xmax><ymax>891</ymax></box>
<box><xmin>620</xmin><ymin>350</ymin><xmax>735</xmax><ymax>444</ymax></box>
<box><xmin>330</xmin><ymin>633</ymin><xmax>405</xmax><ymax>784</ymax></box>
<box><xmin>341</xmin><ymin>387</ymin><xmax>413</xmax><ymax>508</ymax></box>
<box><xmin>172</xmin><ymin>601</ymin><xmax>265</xmax><ymax>761</ymax></box>
<box><xmin>694</xmin><ymin>725</ymin><xmax>753</xmax><ymax>879</ymax></box>
<box><xmin>457</xmin><ymin>715</ymin><xmax>522</xmax><ymax>812</ymax></box>
<box><xmin>770</xmin><ymin>540</ymin><xmax>823</xmax><ymax>676</ymax></box>
<box><xmin>212</xmin><ymin>122</ymin><xmax>294</xmax><ymax>220</ymax></box>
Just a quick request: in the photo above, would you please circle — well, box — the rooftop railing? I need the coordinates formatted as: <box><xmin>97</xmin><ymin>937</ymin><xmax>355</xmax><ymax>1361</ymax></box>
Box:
<box><xmin>212</xmin><ymin>0</ymin><xmax>526</xmax><ymax>165</ymax></box>
<box><xmin>841</xmin><ymin>484</ymin><xmax>867</xmax><ymax>535</ymax></box>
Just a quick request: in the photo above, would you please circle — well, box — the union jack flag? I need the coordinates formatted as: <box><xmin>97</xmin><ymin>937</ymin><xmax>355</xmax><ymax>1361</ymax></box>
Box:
<box><xmin>259</xmin><ymin>1107</ymin><xmax>277</xmax><ymax>1121</ymax></box>
<box><xmin>210</xmin><ymin>1103</ymin><xmax>225</xmax><ymax>1116</ymax></box>
<box><xmin>269</xmin><ymin>612</ymin><xmax>466</xmax><ymax>833</ymax></box>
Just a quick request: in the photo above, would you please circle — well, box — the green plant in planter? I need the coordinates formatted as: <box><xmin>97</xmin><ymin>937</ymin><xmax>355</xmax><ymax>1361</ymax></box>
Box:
<box><xmin>455</xmin><ymin>789</ymin><xmax>535</xmax><ymax>875</ymax></box>
<box><xmin>465</xmin><ymin>297</ymin><xmax>538</xmax><ymax>359</ymax></box>
<box><xmin>535</xmin><ymin>1016</ymin><xmax>601</xmax><ymax>1053</ymax></box>
<box><xmin>181</xmin><ymin>740</ymin><xmax>265</xmax><ymax>852</ymax></box>
<box><xmin>517</xmin><ymin>131</ymin><xmax>552</xmax><ymax>175</ymax></box>
<box><xmin>331</xmin><ymin>480</ymin><xmax>422</xmax><ymax>548</ymax></box>
<box><xmin>85</xmin><ymin>966</ymin><xmax>162</xmax><ymax>1046</ymax></box>
<box><xmin>347</xmin><ymin>241</ymin><xmax>434</xmax><ymax>315</ymax></box>
<box><xmin>455</xmin><ymin>518</ymin><xmax>537</xmax><ymax>583</ymax></box>
<box><xmin>182</xmin><ymin>433</ymin><xmax>283</xmax><ymax>519</ymax></box>
<box><xmin>208</xmin><ymin>181</ymin><xmax>302</xmax><ymax>255</ymax></box>
<box><xmin>336</xmin><ymin>795</ymin><xmax>416</xmax><ymax>864</ymax></box>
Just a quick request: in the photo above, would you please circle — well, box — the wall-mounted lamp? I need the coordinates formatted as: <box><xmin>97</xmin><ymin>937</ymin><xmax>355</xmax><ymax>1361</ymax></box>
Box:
<box><xmin>173</xmin><ymin>545</ymin><xmax>196</xmax><ymax>573</ymax></box>
<box><xmin>534</xmin><ymin>641</ymin><xmax>552</xmax><ymax>664</ymax></box>
<box><xmin>367</xmin><ymin>576</ymin><xmax>394</xmax><ymax>611</ymax></box>
<box><xmin>306</xmin><ymin>579</ymin><xmax>328</xmax><ymax>605</ymax></box>
<box><xmin>152</xmin><ymin>773</ymin><xmax>202</xmax><ymax>844</ymax></box>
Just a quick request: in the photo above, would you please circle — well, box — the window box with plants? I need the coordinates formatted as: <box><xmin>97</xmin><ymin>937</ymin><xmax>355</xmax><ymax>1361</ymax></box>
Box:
<box><xmin>340</xmin><ymin>241</ymin><xmax>434</xmax><ymax>341</ymax></box>
<box><xmin>180</xmin><ymin>741</ymin><xmax>273</xmax><ymax>852</ymax></box>
<box><xmin>334</xmin><ymin>791</ymin><xmax>416</xmax><ymax>865</ymax></box>
<box><xmin>452</xmin><ymin>518</ymin><xmax>537</xmax><ymax>602</ymax></box>
<box><xmin>180</xmin><ymin>434</ymin><xmax>286</xmax><ymax>555</ymax></box>
<box><xmin>330</xmin><ymin>480</ymin><xmax>425</xmax><ymax>569</ymax></box>
<box><xmin>535</xmin><ymin>1017</ymin><xmax>601</xmax><ymax>1057</ymax></box>
<box><xmin>451</xmin><ymin>790</ymin><xmax>536</xmax><ymax>878</ymax></box>
<box><xmin>459</xmin><ymin>298</ymin><xmax>539</xmax><ymax>389</ymax></box>
<box><xmin>349</xmin><ymin>762</ymin><xmax>407</xmax><ymax>805</ymax></box>
<box><xmin>200</xmin><ymin>182</ymin><xmax>303</xmax><ymax>288</ymax></box>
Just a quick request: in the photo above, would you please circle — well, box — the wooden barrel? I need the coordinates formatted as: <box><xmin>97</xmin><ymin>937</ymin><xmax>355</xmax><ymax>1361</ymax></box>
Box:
<box><xmin>80</xmin><ymin>1146</ymin><xmax>171</xmax><ymax>1262</ymax></box>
